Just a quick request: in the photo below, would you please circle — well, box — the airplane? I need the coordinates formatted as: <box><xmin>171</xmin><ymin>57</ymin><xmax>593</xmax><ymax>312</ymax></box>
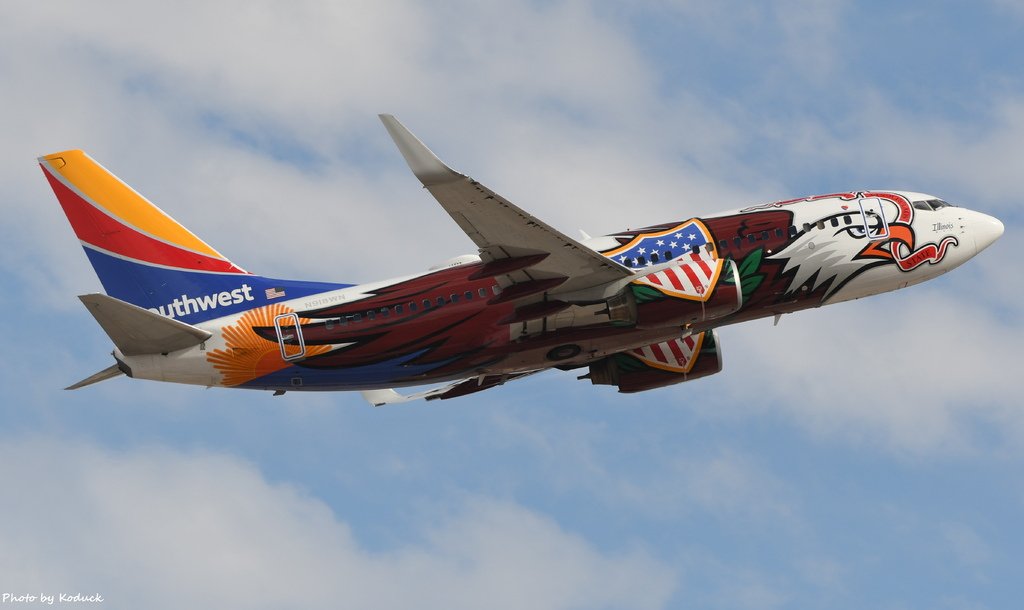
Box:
<box><xmin>39</xmin><ymin>115</ymin><xmax>1004</xmax><ymax>405</ymax></box>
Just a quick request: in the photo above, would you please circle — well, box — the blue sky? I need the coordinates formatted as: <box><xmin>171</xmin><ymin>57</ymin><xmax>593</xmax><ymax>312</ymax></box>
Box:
<box><xmin>1</xmin><ymin>1</ymin><xmax>1022</xmax><ymax>608</ymax></box>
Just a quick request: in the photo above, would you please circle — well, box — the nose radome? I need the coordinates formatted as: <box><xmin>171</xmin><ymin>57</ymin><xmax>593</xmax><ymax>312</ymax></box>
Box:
<box><xmin>974</xmin><ymin>213</ymin><xmax>1004</xmax><ymax>254</ymax></box>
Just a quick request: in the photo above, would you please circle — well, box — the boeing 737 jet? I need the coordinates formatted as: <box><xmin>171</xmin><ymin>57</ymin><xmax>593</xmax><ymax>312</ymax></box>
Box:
<box><xmin>40</xmin><ymin>115</ymin><xmax>1004</xmax><ymax>404</ymax></box>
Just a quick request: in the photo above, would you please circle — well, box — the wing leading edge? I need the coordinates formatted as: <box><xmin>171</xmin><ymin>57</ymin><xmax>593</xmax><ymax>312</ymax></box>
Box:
<box><xmin>379</xmin><ymin>115</ymin><xmax>632</xmax><ymax>297</ymax></box>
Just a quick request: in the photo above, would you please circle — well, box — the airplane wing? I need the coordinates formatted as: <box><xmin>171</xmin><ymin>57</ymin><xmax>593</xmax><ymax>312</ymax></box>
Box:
<box><xmin>380</xmin><ymin>115</ymin><xmax>632</xmax><ymax>297</ymax></box>
<box><xmin>361</xmin><ymin>371</ymin><xmax>540</xmax><ymax>406</ymax></box>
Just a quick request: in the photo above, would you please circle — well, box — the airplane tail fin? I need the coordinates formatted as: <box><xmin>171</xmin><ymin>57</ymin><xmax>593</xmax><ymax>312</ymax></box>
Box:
<box><xmin>40</xmin><ymin>150</ymin><xmax>251</xmax><ymax>310</ymax></box>
<box><xmin>41</xmin><ymin>150</ymin><xmax>351</xmax><ymax>325</ymax></box>
<box><xmin>39</xmin><ymin>150</ymin><xmax>254</xmax><ymax>313</ymax></box>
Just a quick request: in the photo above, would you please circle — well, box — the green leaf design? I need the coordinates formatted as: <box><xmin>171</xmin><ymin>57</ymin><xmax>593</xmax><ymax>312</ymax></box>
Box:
<box><xmin>613</xmin><ymin>353</ymin><xmax>648</xmax><ymax>372</ymax></box>
<box><xmin>737</xmin><ymin>248</ymin><xmax>764</xmax><ymax>278</ymax></box>
<box><xmin>741</xmin><ymin>275</ymin><xmax>764</xmax><ymax>296</ymax></box>
<box><xmin>731</xmin><ymin>249</ymin><xmax>766</xmax><ymax>302</ymax></box>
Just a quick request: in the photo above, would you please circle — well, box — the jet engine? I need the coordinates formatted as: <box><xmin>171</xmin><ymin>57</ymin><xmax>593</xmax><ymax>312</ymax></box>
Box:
<box><xmin>585</xmin><ymin>329</ymin><xmax>722</xmax><ymax>393</ymax></box>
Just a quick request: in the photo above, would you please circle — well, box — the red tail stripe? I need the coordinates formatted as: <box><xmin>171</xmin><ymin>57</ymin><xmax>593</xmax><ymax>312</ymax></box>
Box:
<box><xmin>44</xmin><ymin>169</ymin><xmax>245</xmax><ymax>274</ymax></box>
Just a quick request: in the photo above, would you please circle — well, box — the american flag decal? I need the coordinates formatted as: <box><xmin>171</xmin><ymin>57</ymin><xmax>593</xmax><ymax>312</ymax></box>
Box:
<box><xmin>632</xmin><ymin>257</ymin><xmax>724</xmax><ymax>302</ymax></box>
<box><xmin>604</xmin><ymin>219</ymin><xmax>712</xmax><ymax>268</ymax></box>
<box><xmin>265</xmin><ymin>287</ymin><xmax>286</xmax><ymax>300</ymax></box>
<box><xmin>629</xmin><ymin>333</ymin><xmax>705</xmax><ymax>374</ymax></box>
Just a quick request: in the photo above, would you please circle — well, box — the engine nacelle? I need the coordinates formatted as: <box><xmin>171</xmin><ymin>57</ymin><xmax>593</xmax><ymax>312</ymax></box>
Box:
<box><xmin>586</xmin><ymin>329</ymin><xmax>722</xmax><ymax>393</ymax></box>
<box><xmin>631</xmin><ymin>258</ymin><xmax>742</xmax><ymax>329</ymax></box>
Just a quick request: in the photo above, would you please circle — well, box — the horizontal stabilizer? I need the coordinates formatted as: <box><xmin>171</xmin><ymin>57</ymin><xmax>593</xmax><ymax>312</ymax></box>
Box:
<box><xmin>65</xmin><ymin>363</ymin><xmax>124</xmax><ymax>390</ymax></box>
<box><xmin>79</xmin><ymin>293</ymin><xmax>212</xmax><ymax>356</ymax></box>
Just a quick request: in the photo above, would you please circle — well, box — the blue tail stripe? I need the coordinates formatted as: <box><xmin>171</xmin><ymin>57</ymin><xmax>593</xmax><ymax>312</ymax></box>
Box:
<box><xmin>85</xmin><ymin>248</ymin><xmax>351</xmax><ymax>324</ymax></box>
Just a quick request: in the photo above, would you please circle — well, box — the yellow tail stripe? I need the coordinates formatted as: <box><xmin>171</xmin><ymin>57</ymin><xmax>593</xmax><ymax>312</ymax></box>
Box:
<box><xmin>41</xmin><ymin>150</ymin><xmax>225</xmax><ymax>260</ymax></box>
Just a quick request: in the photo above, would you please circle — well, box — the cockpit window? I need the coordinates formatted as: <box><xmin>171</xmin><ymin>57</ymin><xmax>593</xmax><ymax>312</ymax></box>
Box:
<box><xmin>913</xmin><ymin>199</ymin><xmax>955</xmax><ymax>211</ymax></box>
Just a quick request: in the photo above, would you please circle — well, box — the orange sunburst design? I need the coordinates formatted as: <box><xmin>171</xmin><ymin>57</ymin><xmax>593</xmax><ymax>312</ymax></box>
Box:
<box><xmin>206</xmin><ymin>304</ymin><xmax>332</xmax><ymax>387</ymax></box>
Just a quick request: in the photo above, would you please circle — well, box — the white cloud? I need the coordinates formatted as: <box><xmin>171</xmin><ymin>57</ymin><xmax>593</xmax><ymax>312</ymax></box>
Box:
<box><xmin>488</xmin><ymin>409</ymin><xmax>800</xmax><ymax>525</ymax></box>
<box><xmin>714</xmin><ymin>270</ymin><xmax>1024</xmax><ymax>455</ymax></box>
<box><xmin>0</xmin><ymin>439</ymin><xmax>676</xmax><ymax>610</ymax></box>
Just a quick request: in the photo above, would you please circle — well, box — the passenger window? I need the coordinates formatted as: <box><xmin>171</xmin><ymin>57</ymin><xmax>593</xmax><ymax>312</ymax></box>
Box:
<box><xmin>325</xmin><ymin>319</ymin><xmax>334</xmax><ymax>330</ymax></box>
<box><xmin>651</xmin><ymin>252</ymin><xmax>660</xmax><ymax>263</ymax></box>
<box><xmin>380</xmin><ymin>307</ymin><xmax>389</xmax><ymax>317</ymax></box>
<box><xmin>788</xmin><ymin>226</ymin><xmax>798</xmax><ymax>238</ymax></box>
<box><xmin>422</xmin><ymin>299</ymin><xmax>431</xmax><ymax>309</ymax></box>
<box><xmin>637</xmin><ymin>256</ymin><xmax>647</xmax><ymax>265</ymax></box>
<box><xmin>830</xmin><ymin>217</ymin><xmax>839</xmax><ymax>227</ymax></box>
<box><xmin>803</xmin><ymin>223</ymin><xmax>812</xmax><ymax>232</ymax></box>
<box><xmin>733</xmin><ymin>237</ymin><xmax>742</xmax><ymax>248</ymax></box>
<box><xmin>664</xmin><ymin>250</ymin><xmax>673</xmax><ymax>259</ymax></box>
<box><xmin>775</xmin><ymin>228</ymin><xmax>784</xmax><ymax>238</ymax></box>
<box><xmin>436</xmin><ymin>297</ymin><xmax>445</xmax><ymax>307</ymax></box>
<box><xmin>450</xmin><ymin>293</ymin><xmax>459</xmax><ymax>303</ymax></box>
<box><xmin>352</xmin><ymin>313</ymin><xmax>362</xmax><ymax>323</ymax></box>
<box><xmin>409</xmin><ymin>302</ymin><xmax>418</xmax><ymax>312</ymax></box>
<box><xmin>816</xmin><ymin>220</ymin><xmax>825</xmax><ymax>230</ymax></box>
<box><xmin>465</xmin><ymin>290</ymin><xmax>473</xmax><ymax>300</ymax></box>
<box><xmin>395</xmin><ymin>304</ymin><xmax>403</xmax><ymax>315</ymax></box>
<box><xmin>478</xmin><ymin>288</ymin><xmax>488</xmax><ymax>298</ymax></box>
<box><xmin>844</xmin><ymin>215</ymin><xmax>852</xmax><ymax>225</ymax></box>
<box><xmin>366</xmin><ymin>310</ymin><xmax>375</xmax><ymax>321</ymax></box>
<box><xmin>492</xmin><ymin>286</ymin><xmax>501</xmax><ymax>295</ymax></box>
<box><xmin>761</xmin><ymin>230</ymin><xmax>770</xmax><ymax>240</ymax></box>
<box><xmin>718</xmin><ymin>240</ymin><xmax>728</xmax><ymax>251</ymax></box>
<box><xmin>748</xmin><ymin>234</ymin><xmax>756</xmax><ymax>244</ymax></box>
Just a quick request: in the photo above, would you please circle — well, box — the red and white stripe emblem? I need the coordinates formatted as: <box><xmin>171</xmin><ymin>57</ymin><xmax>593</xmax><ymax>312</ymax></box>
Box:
<box><xmin>629</xmin><ymin>333</ymin><xmax>703</xmax><ymax>373</ymax></box>
<box><xmin>635</xmin><ymin>257</ymin><xmax>722</xmax><ymax>301</ymax></box>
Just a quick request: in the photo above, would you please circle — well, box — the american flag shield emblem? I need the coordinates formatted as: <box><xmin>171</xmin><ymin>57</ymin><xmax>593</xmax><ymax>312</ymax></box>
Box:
<box><xmin>605</xmin><ymin>219</ymin><xmax>712</xmax><ymax>268</ymax></box>
<box><xmin>265</xmin><ymin>287</ymin><xmax>286</xmax><ymax>300</ymax></box>
<box><xmin>629</xmin><ymin>332</ymin><xmax>705</xmax><ymax>374</ymax></box>
<box><xmin>633</xmin><ymin>257</ymin><xmax>725</xmax><ymax>302</ymax></box>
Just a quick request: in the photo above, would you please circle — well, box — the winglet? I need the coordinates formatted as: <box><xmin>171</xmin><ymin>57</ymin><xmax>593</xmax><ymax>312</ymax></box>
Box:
<box><xmin>379</xmin><ymin>114</ymin><xmax>464</xmax><ymax>186</ymax></box>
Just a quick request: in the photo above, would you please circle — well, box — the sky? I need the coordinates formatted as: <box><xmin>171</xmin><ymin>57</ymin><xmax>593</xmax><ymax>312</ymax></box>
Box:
<box><xmin>1</xmin><ymin>1</ymin><xmax>1022</xmax><ymax>608</ymax></box>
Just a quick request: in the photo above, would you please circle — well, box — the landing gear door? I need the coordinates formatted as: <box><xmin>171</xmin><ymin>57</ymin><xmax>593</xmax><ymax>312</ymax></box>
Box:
<box><xmin>858</xmin><ymin>197</ymin><xmax>890</xmax><ymax>241</ymax></box>
<box><xmin>273</xmin><ymin>313</ymin><xmax>306</xmax><ymax>361</ymax></box>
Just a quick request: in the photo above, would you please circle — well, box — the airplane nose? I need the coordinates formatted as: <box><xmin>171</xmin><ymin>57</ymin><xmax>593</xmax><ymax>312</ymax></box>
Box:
<box><xmin>973</xmin><ymin>213</ymin><xmax>1004</xmax><ymax>254</ymax></box>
